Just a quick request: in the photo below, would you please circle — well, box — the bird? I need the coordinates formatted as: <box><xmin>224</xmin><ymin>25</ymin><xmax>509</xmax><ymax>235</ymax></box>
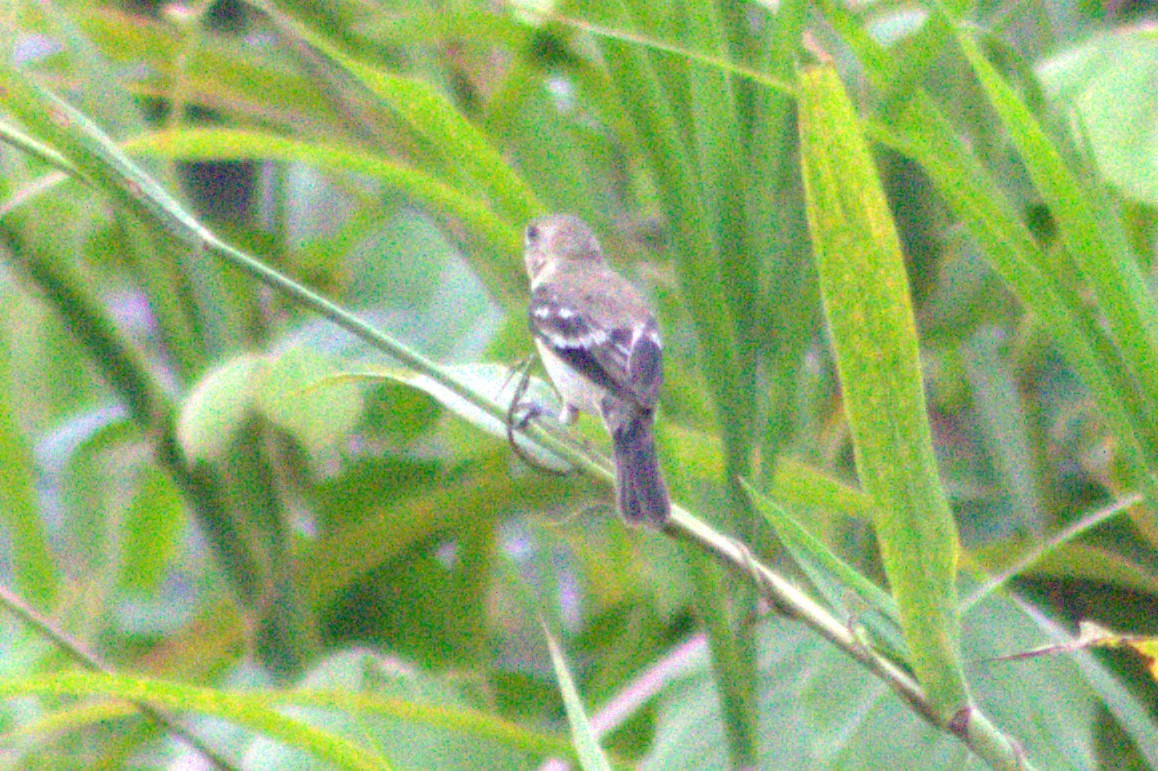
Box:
<box><xmin>523</xmin><ymin>214</ymin><xmax>670</xmax><ymax>526</ymax></box>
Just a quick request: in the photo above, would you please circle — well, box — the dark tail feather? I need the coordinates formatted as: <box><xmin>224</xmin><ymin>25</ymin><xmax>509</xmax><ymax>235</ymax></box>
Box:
<box><xmin>612</xmin><ymin>412</ymin><xmax>670</xmax><ymax>526</ymax></box>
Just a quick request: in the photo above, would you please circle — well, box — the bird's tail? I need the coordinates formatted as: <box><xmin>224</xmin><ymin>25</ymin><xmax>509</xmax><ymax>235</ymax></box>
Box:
<box><xmin>612</xmin><ymin>410</ymin><xmax>670</xmax><ymax>526</ymax></box>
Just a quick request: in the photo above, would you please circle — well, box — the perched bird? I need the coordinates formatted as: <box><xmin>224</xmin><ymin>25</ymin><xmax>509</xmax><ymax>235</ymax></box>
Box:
<box><xmin>523</xmin><ymin>214</ymin><xmax>670</xmax><ymax>525</ymax></box>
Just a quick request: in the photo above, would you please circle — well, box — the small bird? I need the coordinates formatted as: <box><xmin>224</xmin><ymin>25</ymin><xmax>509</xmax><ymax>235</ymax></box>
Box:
<box><xmin>523</xmin><ymin>214</ymin><xmax>670</xmax><ymax>526</ymax></box>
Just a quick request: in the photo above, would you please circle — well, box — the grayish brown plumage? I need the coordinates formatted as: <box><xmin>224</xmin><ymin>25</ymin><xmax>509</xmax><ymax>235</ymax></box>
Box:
<box><xmin>523</xmin><ymin>214</ymin><xmax>670</xmax><ymax>525</ymax></box>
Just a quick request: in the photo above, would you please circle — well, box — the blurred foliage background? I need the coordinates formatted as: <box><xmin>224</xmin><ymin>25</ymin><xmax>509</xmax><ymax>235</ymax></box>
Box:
<box><xmin>0</xmin><ymin>0</ymin><xmax>1155</xmax><ymax>768</ymax></box>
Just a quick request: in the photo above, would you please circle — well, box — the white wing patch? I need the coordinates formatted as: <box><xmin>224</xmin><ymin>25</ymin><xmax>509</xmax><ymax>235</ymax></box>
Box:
<box><xmin>532</xmin><ymin>301</ymin><xmax>610</xmax><ymax>350</ymax></box>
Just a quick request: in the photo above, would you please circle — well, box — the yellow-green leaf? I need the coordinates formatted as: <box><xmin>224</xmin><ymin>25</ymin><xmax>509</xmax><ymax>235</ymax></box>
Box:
<box><xmin>797</xmin><ymin>63</ymin><xmax>967</xmax><ymax>717</ymax></box>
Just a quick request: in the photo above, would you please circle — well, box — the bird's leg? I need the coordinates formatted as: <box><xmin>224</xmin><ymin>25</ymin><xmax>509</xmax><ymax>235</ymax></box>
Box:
<box><xmin>505</xmin><ymin>355</ymin><xmax>540</xmax><ymax>432</ymax></box>
<box><xmin>505</xmin><ymin>355</ymin><xmax>568</xmax><ymax>475</ymax></box>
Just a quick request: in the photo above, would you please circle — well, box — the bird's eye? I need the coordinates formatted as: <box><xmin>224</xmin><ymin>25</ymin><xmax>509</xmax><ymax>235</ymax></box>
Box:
<box><xmin>525</xmin><ymin>223</ymin><xmax>540</xmax><ymax>246</ymax></box>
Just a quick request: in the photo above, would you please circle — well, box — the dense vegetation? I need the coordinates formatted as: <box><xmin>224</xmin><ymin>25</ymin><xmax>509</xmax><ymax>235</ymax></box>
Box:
<box><xmin>0</xmin><ymin>1</ymin><xmax>1154</xmax><ymax>768</ymax></box>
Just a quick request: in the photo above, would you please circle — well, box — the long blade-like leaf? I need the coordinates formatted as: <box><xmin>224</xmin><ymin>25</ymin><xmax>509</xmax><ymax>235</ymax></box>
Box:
<box><xmin>797</xmin><ymin>63</ymin><xmax>967</xmax><ymax>717</ymax></box>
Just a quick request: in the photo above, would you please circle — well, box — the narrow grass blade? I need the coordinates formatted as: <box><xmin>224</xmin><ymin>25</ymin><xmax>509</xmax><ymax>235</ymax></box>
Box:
<box><xmin>0</xmin><ymin>670</ymin><xmax>390</xmax><ymax>770</ymax></box>
<box><xmin>542</xmin><ymin>622</ymin><xmax>612</xmax><ymax>771</ymax></box>
<box><xmin>870</xmin><ymin>95</ymin><xmax>1158</xmax><ymax>502</ymax></box>
<box><xmin>743</xmin><ymin>479</ymin><xmax>899</xmax><ymax>623</ymax></box>
<box><xmin>769</xmin><ymin>456</ymin><xmax>877</xmax><ymax>522</ymax></box>
<box><xmin>743</xmin><ymin>479</ymin><xmax>910</xmax><ymax>665</ymax></box>
<box><xmin>962</xmin><ymin>494</ymin><xmax>1144</xmax><ymax>610</ymax></box>
<box><xmin>128</xmin><ymin>126</ymin><xmax>524</xmax><ymax>302</ymax></box>
<box><xmin>592</xmin><ymin>1</ymin><xmax>744</xmax><ymax>463</ymax></box>
<box><xmin>0</xmin><ymin>58</ymin><xmax>208</xmax><ymax>372</ymax></box>
<box><xmin>592</xmin><ymin>3</ymin><xmax>759</xmax><ymax>763</ymax></box>
<box><xmin>955</xmin><ymin>29</ymin><xmax>1158</xmax><ymax>457</ymax></box>
<box><xmin>684</xmin><ymin>2</ymin><xmax>755</xmax><ymax>351</ymax></box>
<box><xmin>252</xmin><ymin>0</ymin><xmax>541</xmax><ymax>226</ymax></box>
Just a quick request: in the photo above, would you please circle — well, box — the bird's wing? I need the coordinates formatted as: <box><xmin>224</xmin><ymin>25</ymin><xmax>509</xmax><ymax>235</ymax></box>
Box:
<box><xmin>529</xmin><ymin>279</ymin><xmax>662</xmax><ymax>409</ymax></box>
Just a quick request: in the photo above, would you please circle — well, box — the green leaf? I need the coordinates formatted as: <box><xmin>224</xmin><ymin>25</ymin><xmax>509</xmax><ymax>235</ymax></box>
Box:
<box><xmin>869</xmin><ymin>93</ymin><xmax>1158</xmax><ymax>501</ymax></box>
<box><xmin>741</xmin><ymin>481</ymin><xmax>903</xmax><ymax>625</ymax></box>
<box><xmin>77</xmin><ymin>8</ymin><xmax>345</xmax><ymax>128</ymax></box>
<box><xmin>590</xmin><ymin>1</ymin><xmax>744</xmax><ymax>460</ymax></box>
<box><xmin>960</xmin><ymin>327</ymin><xmax>1043</xmax><ymax>533</ymax></box>
<box><xmin>769</xmin><ymin>456</ymin><xmax>877</xmax><ymax>523</ymax></box>
<box><xmin>254</xmin><ymin>0</ymin><xmax>541</xmax><ymax>226</ymax></box>
<box><xmin>3</xmin><ymin>700</ymin><xmax>135</xmax><ymax>753</ymax></box>
<box><xmin>355</xmin><ymin>6</ymin><xmax>529</xmax><ymax>51</ymax></box>
<box><xmin>242</xmin><ymin>647</ymin><xmax>554</xmax><ymax>769</ymax></box>
<box><xmin>0</xmin><ymin>58</ymin><xmax>225</xmax><ymax>372</ymax></box>
<box><xmin>543</xmin><ymin>623</ymin><xmax>611</xmax><ymax>771</ymax></box>
<box><xmin>962</xmin><ymin>494</ymin><xmax>1144</xmax><ymax>609</ymax></box>
<box><xmin>127</xmin><ymin>128</ymin><xmax>523</xmax><ymax>300</ymax></box>
<box><xmin>971</xmin><ymin>540</ymin><xmax>1158</xmax><ymax>602</ymax></box>
<box><xmin>955</xmin><ymin>29</ymin><xmax>1158</xmax><ymax>460</ymax></box>
<box><xmin>488</xmin><ymin>79</ymin><xmax>609</xmax><ymax>232</ymax></box>
<box><xmin>1</xmin><ymin>36</ymin><xmax>561</xmax><ymax>505</ymax></box>
<box><xmin>589</xmin><ymin>4</ymin><xmax>759</xmax><ymax>763</ymax></box>
<box><xmin>118</xmin><ymin>465</ymin><xmax>184</xmax><ymax>596</ymax></box>
<box><xmin>176</xmin><ymin>353</ymin><xmax>262</xmax><ymax>463</ymax></box>
<box><xmin>683</xmin><ymin>3</ymin><xmax>754</xmax><ymax>349</ymax></box>
<box><xmin>797</xmin><ymin>64</ymin><xmax>966</xmax><ymax>716</ymax></box>
<box><xmin>0</xmin><ymin>670</ymin><xmax>390</xmax><ymax>770</ymax></box>
<box><xmin>255</xmin><ymin>347</ymin><xmax>364</xmax><ymax>459</ymax></box>
<box><xmin>356</xmin><ymin>362</ymin><xmax>571</xmax><ymax>472</ymax></box>
<box><xmin>299</xmin><ymin>450</ymin><xmax>572</xmax><ymax>614</ymax></box>
<box><xmin>0</xmin><ymin>335</ymin><xmax>57</xmax><ymax>606</ymax></box>
<box><xmin>58</xmin><ymin>415</ymin><xmax>139</xmax><ymax>574</ymax></box>
<box><xmin>648</xmin><ymin>592</ymin><xmax>1120</xmax><ymax>769</ymax></box>
<box><xmin>742</xmin><ymin>479</ymin><xmax>906</xmax><ymax>661</ymax></box>
<box><xmin>37</xmin><ymin>4</ymin><xmax>148</xmax><ymax>140</ymax></box>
